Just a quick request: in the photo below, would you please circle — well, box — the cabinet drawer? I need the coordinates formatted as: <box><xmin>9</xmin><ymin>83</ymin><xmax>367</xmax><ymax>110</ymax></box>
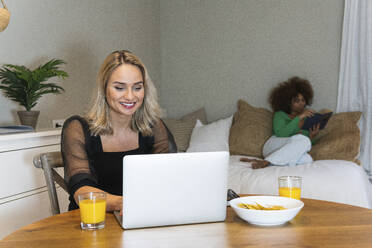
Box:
<box><xmin>0</xmin><ymin>187</ymin><xmax>69</xmax><ymax>239</ymax></box>
<box><xmin>0</xmin><ymin>145</ymin><xmax>60</xmax><ymax>198</ymax></box>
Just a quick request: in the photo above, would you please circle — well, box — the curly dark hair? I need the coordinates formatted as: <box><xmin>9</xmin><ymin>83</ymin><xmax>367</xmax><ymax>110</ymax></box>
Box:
<box><xmin>269</xmin><ymin>77</ymin><xmax>314</xmax><ymax>114</ymax></box>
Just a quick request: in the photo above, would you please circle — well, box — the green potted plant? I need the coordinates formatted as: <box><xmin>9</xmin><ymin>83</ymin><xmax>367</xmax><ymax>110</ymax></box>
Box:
<box><xmin>0</xmin><ymin>59</ymin><xmax>68</xmax><ymax>128</ymax></box>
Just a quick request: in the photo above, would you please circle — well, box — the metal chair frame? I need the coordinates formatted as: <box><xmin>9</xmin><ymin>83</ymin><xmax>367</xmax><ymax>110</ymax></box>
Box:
<box><xmin>33</xmin><ymin>151</ymin><xmax>67</xmax><ymax>215</ymax></box>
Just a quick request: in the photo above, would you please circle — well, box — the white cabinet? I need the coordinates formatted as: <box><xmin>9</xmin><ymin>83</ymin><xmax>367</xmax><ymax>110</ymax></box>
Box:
<box><xmin>0</xmin><ymin>129</ymin><xmax>69</xmax><ymax>239</ymax></box>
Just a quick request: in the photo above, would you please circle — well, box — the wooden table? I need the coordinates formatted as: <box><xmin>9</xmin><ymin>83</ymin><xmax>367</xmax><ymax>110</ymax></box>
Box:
<box><xmin>2</xmin><ymin>198</ymin><xmax>372</xmax><ymax>247</ymax></box>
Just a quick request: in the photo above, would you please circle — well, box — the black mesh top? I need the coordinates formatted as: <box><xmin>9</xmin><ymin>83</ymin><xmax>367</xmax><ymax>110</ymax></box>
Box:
<box><xmin>61</xmin><ymin>115</ymin><xmax>175</xmax><ymax>210</ymax></box>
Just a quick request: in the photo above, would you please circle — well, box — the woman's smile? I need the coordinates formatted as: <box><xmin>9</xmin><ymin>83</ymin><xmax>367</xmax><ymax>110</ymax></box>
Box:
<box><xmin>120</xmin><ymin>101</ymin><xmax>136</xmax><ymax>109</ymax></box>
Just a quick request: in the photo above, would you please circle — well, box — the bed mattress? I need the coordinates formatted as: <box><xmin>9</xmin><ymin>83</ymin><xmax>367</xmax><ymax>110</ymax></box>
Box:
<box><xmin>228</xmin><ymin>155</ymin><xmax>372</xmax><ymax>208</ymax></box>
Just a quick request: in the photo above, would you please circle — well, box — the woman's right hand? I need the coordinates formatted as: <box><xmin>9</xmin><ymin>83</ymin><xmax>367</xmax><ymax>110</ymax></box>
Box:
<box><xmin>298</xmin><ymin>109</ymin><xmax>315</xmax><ymax>120</ymax></box>
<box><xmin>107</xmin><ymin>195</ymin><xmax>123</xmax><ymax>213</ymax></box>
<box><xmin>74</xmin><ymin>186</ymin><xmax>122</xmax><ymax>213</ymax></box>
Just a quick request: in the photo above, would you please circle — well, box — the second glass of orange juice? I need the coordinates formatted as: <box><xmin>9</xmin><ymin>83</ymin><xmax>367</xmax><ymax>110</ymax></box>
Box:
<box><xmin>278</xmin><ymin>176</ymin><xmax>302</xmax><ymax>200</ymax></box>
<box><xmin>78</xmin><ymin>192</ymin><xmax>107</xmax><ymax>230</ymax></box>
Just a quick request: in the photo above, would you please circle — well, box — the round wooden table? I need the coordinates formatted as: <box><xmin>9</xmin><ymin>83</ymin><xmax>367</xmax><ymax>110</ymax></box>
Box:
<box><xmin>2</xmin><ymin>198</ymin><xmax>372</xmax><ymax>247</ymax></box>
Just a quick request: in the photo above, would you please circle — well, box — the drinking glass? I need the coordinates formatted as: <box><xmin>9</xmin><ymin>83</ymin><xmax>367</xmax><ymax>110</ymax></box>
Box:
<box><xmin>278</xmin><ymin>176</ymin><xmax>302</xmax><ymax>200</ymax></box>
<box><xmin>78</xmin><ymin>192</ymin><xmax>107</xmax><ymax>230</ymax></box>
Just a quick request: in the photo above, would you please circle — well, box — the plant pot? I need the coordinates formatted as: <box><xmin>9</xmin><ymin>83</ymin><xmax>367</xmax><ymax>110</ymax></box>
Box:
<box><xmin>17</xmin><ymin>111</ymin><xmax>40</xmax><ymax>129</ymax></box>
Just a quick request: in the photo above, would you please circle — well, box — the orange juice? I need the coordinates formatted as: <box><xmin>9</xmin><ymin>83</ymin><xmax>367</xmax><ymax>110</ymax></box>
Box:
<box><xmin>79</xmin><ymin>199</ymin><xmax>106</xmax><ymax>224</ymax></box>
<box><xmin>279</xmin><ymin>187</ymin><xmax>301</xmax><ymax>200</ymax></box>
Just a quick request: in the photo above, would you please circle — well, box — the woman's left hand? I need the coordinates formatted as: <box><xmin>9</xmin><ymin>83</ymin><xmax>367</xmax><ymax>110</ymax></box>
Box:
<box><xmin>309</xmin><ymin>123</ymin><xmax>320</xmax><ymax>139</ymax></box>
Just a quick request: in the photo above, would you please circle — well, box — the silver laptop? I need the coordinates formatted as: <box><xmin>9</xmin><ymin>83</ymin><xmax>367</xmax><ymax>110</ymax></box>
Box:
<box><xmin>114</xmin><ymin>151</ymin><xmax>229</xmax><ymax>229</ymax></box>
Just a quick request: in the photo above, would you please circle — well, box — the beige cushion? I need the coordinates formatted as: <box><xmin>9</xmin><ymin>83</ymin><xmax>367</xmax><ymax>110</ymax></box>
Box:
<box><xmin>310</xmin><ymin>111</ymin><xmax>362</xmax><ymax>163</ymax></box>
<box><xmin>163</xmin><ymin>108</ymin><xmax>207</xmax><ymax>152</ymax></box>
<box><xmin>229</xmin><ymin>100</ymin><xmax>273</xmax><ymax>158</ymax></box>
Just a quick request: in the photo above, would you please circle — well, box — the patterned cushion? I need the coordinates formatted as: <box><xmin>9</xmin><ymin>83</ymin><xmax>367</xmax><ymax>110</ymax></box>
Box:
<box><xmin>163</xmin><ymin>108</ymin><xmax>207</xmax><ymax>152</ymax></box>
<box><xmin>229</xmin><ymin>100</ymin><xmax>273</xmax><ymax>158</ymax></box>
<box><xmin>310</xmin><ymin>111</ymin><xmax>362</xmax><ymax>163</ymax></box>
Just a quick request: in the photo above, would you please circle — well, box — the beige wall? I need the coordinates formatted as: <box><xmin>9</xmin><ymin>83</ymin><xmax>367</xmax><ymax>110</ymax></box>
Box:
<box><xmin>1</xmin><ymin>0</ymin><xmax>344</xmax><ymax>127</ymax></box>
<box><xmin>159</xmin><ymin>0</ymin><xmax>344</xmax><ymax>122</ymax></box>
<box><xmin>0</xmin><ymin>0</ymin><xmax>160</xmax><ymax>128</ymax></box>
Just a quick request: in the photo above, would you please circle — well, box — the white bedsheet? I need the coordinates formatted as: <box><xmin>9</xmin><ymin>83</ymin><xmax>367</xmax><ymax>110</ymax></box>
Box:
<box><xmin>228</xmin><ymin>155</ymin><xmax>372</xmax><ymax>209</ymax></box>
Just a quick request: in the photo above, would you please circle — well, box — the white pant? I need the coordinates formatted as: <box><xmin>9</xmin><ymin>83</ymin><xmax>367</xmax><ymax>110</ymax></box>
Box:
<box><xmin>263</xmin><ymin>134</ymin><xmax>313</xmax><ymax>166</ymax></box>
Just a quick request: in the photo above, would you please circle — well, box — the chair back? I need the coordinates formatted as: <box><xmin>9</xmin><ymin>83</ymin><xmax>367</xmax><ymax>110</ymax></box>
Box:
<box><xmin>33</xmin><ymin>151</ymin><xmax>67</xmax><ymax>215</ymax></box>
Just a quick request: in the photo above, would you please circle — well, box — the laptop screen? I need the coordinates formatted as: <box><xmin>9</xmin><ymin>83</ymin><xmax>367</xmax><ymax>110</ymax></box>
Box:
<box><xmin>117</xmin><ymin>151</ymin><xmax>229</xmax><ymax>229</ymax></box>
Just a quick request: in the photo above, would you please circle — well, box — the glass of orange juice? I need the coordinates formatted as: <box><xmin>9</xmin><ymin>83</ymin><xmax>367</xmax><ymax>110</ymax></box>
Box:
<box><xmin>278</xmin><ymin>176</ymin><xmax>302</xmax><ymax>200</ymax></box>
<box><xmin>78</xmin><ymin>192</ymin><xmax>107</xmax><ymax>230</ymax></box>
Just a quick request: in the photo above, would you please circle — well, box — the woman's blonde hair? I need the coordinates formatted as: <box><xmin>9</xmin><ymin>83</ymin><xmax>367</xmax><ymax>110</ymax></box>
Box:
<box><xmin>86</xmin><ymin>50</ymin><xmax>162</xmax><ymax>136</ymax></box>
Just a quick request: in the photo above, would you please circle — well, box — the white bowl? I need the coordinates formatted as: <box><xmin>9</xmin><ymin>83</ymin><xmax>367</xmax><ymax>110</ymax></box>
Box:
<box><xmin>229</xmin><ymin>196</ymin><xmax>304</xmax><ymax>226</ymax></box>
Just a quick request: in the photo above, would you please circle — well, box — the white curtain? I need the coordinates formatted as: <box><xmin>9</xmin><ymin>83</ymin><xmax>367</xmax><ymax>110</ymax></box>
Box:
<box><xmin>337</xmin><ymin>0</ymin><xmax>372</xmax><ymax>174</ymax></box>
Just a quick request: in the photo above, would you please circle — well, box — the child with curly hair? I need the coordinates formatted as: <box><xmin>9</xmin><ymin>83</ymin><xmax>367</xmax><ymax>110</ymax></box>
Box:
<box><xmin>241</xmin><ymin>77</ymin><xmax>320</xmax><ymax>169</ymax></box>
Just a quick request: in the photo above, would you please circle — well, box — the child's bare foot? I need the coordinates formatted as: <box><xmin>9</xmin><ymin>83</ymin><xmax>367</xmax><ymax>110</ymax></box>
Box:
<box><xmin>251</xmin><ymin>160</ymin><xmax>270</xmax><ymax>169</ymax></box>
<box><xmin>240</xmin><ymin>158</ymin><xmax>270</xmax><ymax>169</ymax></box>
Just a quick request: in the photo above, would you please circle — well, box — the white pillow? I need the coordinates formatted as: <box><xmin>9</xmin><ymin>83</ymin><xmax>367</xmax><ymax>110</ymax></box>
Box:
<box><xmin>186</xmin><ymin>116</ymin><xmax>233</xmax><ymax>153</ymax></box>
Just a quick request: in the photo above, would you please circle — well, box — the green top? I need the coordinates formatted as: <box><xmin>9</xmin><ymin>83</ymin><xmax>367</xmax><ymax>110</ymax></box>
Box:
<box><xmin>273</xmin><ymin>111</ymin><xmax>310</xmax><ymax>138</ymax></box>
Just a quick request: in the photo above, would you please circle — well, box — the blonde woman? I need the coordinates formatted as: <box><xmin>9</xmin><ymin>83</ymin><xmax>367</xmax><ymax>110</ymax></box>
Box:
<box><xmin>61</xmin><ymin>50</ymin><xmax>176</xmax><ymax>212</ymax></box>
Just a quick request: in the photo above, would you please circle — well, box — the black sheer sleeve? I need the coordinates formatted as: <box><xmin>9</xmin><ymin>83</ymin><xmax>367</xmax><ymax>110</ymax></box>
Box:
<box><xmin>61</xmin><ymin>116</ymin><xmax>98</xmax><ymax>198</ymax></box>
<box><xmin>152</xmin><ymin>119</ymin><xmax>177</xmax><ymax>153</ymax></box>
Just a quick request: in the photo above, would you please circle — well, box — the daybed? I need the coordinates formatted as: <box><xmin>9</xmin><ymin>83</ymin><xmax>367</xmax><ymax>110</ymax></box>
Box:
<box><xmin>164</xmin><ymin>100</ymin><xmax>372</xmax><ymax>209</ymax></box>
